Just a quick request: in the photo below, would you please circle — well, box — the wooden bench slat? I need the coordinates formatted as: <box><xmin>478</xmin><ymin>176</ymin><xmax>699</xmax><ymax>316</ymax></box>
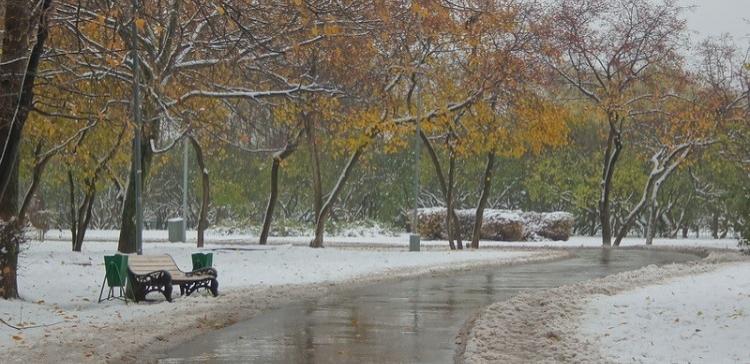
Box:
<box><xmin>126</xmin><ymin>254</ymin><xmax>218</xmax><ymax>302</ymax></box>
<box><xmin>127</xmin><ymin>255</ymin><xmax>217</xmax><ymax>278</ymax></box>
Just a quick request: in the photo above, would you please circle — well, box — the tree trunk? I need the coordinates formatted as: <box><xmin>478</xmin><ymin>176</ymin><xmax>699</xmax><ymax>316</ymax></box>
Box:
<box><xmin>260</xmin><ymin>130</ymin><xmax>302</xmax><ymax>244</ymax></box>
<box><xmin>18</xmin><ymin>151</ymin><xmax>52</xmax><ymax>224</ymax></box>
<box><xmin>446</xmin><ymin>149</ymin><xmax>456</xmax><ymax>249</ymax></box>
<box><xmin>304</xmin><ymin>115</ymin><xmax>323</xmax><ymax>224</ymax></box>
<box><xmin>711</xmin><ymin>213</ymin><xmax>719</xmax><ymax>239</ymax></box>
<box><xmin>310</xmin><ymin>147</ymin><xmax>364</xmax><ymax>248</ymax></box>
<box><xmin>471</xmin><ymin>151</ymin><xmax>495</xmax><ymax>249</ymax></box>
<box><xmin>446</xmin><ymin>144</ymin><xmax>463</xmax><ymax>249</ymax></box>
<box><xmin>0</xmin><ymin>0</ymin><xmax>50</xmax><ymax>203</ymax></box>
<box><xmin>419</xmin><ymin>131</ymin><xmax>459</xmax><ymax>250</ymax></box>
<box><xmin>72</xmin><ymin>125</ymin><xmax>124</xmax><ymax>252</ymax></box>
<box><xmin>260</xmin><ymin>138</ymin><xmax>298</xmax><ymax>245</ymax></box>
<box><xmin>68</xmin><ymin>171</ymin><xmax>78</xmax><ymax>251</ymax></box>
<box><xmin>0</xmin><ymin>0</ymin><xmax>52</xmax><ymax>299</ymax></box>
<box><xmin>613</xmin><ymin>170</ymin><xmax>657</xmax><ymax>246</ymax></box>
<box><xmin>0</xmin><ymin>159</ymin><xmax>18</xmax><ymax>221</ymax></box>
<box><xmin>189</xmin><ymin>136</ymin><xmax>210</xmax><ymax>248</ymax></box>
<box><xmin>73</xmin><ymin>188</ymin><xmax>96</xmax><ymax>252</ymax></box>
<box><xmin>0</xmin><ymin>221</ymin><xmax>21</xmax><ymax>299</ymax></box>
<box><xmin>645</xmin><ymin>201</ymin><xmax>658</xmax><ymax>245</ymax></box>
<box><xmin>117</xmin><ymin>134</ymin><xmax>154</xmax><ymax>253</ymax></box>
<box><xmin>588</xmin><ymin>209</ymin><xmax>598</xmax><ymax>236</ymax></box>
<box><xmin>614</xmin><ymin>145</ymin><xmax>691</xmax><ymax>246</ymax></box>
<box><xmin>0</xmin><ymin>162</ymin><xmax>20</xmax><ymax>300</ymax></box>
<box><xmin>599</xmin><ymin>119</ymin><xmax>623</xmax><ymax>247</ymax></box>
<box><xmin>117</xmin><ymin>12</ymin><xmax>159</xmax><ymax>253</ymax></box>
<box><xmin>260</xmin><ymin>157</ymin><xmax>282</xmax><ymax>245</ymax></box>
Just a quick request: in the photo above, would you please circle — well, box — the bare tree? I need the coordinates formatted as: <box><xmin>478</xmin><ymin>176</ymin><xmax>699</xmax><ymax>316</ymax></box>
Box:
<box><xmin>547</xmin><ymin>0</ymin><xmax>685</xmax><ymax>246</ymax></box>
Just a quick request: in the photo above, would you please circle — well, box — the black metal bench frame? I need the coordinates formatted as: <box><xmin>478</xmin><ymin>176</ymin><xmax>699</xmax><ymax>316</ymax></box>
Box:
<box><xmin>177</xmin><ymin>267</ymin><xmax>219</xmax><ymax>297</ymax></box>
<box><xmin>127</xmin><ymin>257</ymin><xmax>219</xmax><ymax>302</ymax></box>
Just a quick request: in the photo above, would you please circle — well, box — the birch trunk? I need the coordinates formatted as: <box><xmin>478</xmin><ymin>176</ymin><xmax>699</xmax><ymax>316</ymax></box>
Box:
<box><xmin>310</xmin><ymin>148</ymin><xmax>364</xmax><ymax>248</ymax></box>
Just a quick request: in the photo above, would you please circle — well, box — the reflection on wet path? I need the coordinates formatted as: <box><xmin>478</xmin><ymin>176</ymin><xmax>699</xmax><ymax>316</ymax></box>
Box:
<box><xmin>159</xmin><ymin>249</ymin><xmax>697</xmax><ymax>363</ymax></box>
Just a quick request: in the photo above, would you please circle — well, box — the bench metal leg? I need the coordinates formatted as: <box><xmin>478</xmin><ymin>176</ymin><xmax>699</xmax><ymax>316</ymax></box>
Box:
<box><xmin>210</xmin><ymin>279</ymin><xmax>219</xmax><ymax>297</ymax></box>
<box><xmin>129</xmin><ymin>271</ymin><xmax>172</xmax><ymax>302</ymax></box>
<box><xmin>178</xmin><ymin>278</ymin><xmax>219</xmax><ymax>297</ymax></box>
<box><xmin>164</xmin><ymin>284</ymin><xmax>173</xmax><ymax>302</ymax></box>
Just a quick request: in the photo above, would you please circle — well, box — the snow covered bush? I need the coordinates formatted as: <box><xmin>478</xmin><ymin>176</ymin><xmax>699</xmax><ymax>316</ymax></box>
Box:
<box><xmin>412</xmin><ymin>208</ymin><xmax>574</xmax><ymax>242</ymax></box>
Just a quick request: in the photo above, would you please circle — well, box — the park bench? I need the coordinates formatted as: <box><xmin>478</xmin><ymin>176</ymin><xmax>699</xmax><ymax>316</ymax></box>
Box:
<box><xmin>127</xmin><ymin>254</ymin><xmax>218</xmax><ymax>302</ymax></box>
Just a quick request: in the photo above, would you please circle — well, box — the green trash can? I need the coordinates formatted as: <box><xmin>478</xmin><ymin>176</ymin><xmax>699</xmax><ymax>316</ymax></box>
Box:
<box><xmin>191</xmin><ymin>252</ymin><xmax>213</xmax><ymax>271</ymax></box>
<box><xmin>99</xmin><ymin>254</ymin><xmax>129</xmax><ymax>302</ymax></box>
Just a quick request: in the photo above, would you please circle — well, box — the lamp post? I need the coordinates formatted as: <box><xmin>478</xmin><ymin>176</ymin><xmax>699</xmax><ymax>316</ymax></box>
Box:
<box><xmin>410</xmin><ymin>82</ymin><xmax>422</xmax><ymax>252</ymax></box>
<box><xmin>130</xmin><ymin>0</ymin><xmax>143</xmax><ymax>255</ymax></box>
<box><xmin>182</xmin><ymin>137</ymin><xmax>188</xmax><ymax>238</ymax></box>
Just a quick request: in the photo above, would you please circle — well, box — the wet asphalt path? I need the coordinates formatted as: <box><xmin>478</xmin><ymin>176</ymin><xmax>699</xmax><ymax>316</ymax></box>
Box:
<box><xmin>158</xmin><ymin>248</ymin><xmax>697</xmax><ymax>364</ymax></box>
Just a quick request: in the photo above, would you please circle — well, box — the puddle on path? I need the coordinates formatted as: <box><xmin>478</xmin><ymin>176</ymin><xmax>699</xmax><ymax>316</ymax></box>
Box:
<box><xmin>158</xmin><ymin>248</ymin><xmax>697</xmax><ymax>363</ymax></box>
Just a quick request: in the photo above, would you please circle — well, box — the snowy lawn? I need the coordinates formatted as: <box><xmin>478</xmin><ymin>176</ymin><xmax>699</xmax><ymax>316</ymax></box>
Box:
<box><xmin>1</xmin><ymin>239</ymin><xmax>546</xmax><ymax>355</ymax></box>
<box><xmin>2</xmin><ymin>232</ymin><xmax>739</xmax><ymax>362</ymax></box>
<box><xmin>579</xmin><ymin>262</ymin><xmax>750</xmax><ymax>363</ymax></box>
<box><xmin>40</xmin><ymin>228</ymin><xmax>741</xmax><ymax>250</ymax></box>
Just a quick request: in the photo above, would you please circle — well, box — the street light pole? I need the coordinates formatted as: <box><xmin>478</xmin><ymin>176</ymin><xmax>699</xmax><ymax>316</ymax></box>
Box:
<box><xmin>182</xmin><ymin>137</ymin><xmax>188</xmax><ymax>238</ymax></box>
<box><xmin>130</xmin><ymin>0</ymin><xmax>143</xmax><ymax>255</ymax></box>
<box><xmin>410</xmin><ymin>81</ymin><xmax>422</xmax><ymax>252</ymax></box>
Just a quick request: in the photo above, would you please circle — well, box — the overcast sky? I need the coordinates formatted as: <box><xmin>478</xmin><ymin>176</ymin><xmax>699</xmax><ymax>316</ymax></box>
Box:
<box><xmin>681</xmin><ymin>0</ymin><xmax>749</xmax><ymax>42</ymax></box>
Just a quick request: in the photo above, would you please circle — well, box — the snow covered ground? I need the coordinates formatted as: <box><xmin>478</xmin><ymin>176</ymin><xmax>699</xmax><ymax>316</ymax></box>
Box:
<box><xmin>0</xmin><ymin>239</ymin><xmax>556</xmax><ymax>362</ymax></box>
<box><xmin>579</xmin><ymin>262</ymin><xmax>750</xmax><ymax>363</ymax></box>
<box><xmin>39</xmin><ymin>228</ymin><xmax>742</xmax><ymax>250</ymax></box>
<box><xmin>2</xmin><ymin>230</ymin><xmax>742</xmax><ymax>363</ymax></box>
<box><xmin>461</xmin><ymin>252</ymin><xmax>749</xmax><ymax>363</ymax></box>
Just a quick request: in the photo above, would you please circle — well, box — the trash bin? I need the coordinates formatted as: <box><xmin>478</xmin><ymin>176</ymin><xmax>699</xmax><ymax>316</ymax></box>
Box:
<box><xmin>99</xmin><ymin>254</ymin><xmax>128</xmax><ymax>302</ymax></box>
<box><xmin>168</xmin><ymin>217</ymin><xmax>186</xmax><ymax>242</ymax></box>
<box><xmin>104</xmin><ymin>254</ymin><xmax>128</xmax><ymax>287</ymax></box>
<box><xmin>192</xmin><ymin>253</ymin><xmax>213</xmax><ymax>270</ymax></box>
<box><xmin>409</xmin><ymin>234</ymin><xmax>421</xmax><ymax>252</ymax></box>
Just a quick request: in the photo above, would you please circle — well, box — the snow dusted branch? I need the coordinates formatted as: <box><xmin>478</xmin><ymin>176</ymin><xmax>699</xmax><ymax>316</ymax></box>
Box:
<box><xmin>174</xmin><ymin>83</ymin><xmax>343</xmax><ymax>105</ymax></box>
<box><xmin>393</xmin><ymin>90</ymin><xmax>482</xmax><ymax>125</ymax></box>
<box><xmin>150</xmin><ymin>128</ymin><xmax>190</xmax><ymax>154</ymax></box>
<box><xmin>614</xmin><ymin>140</ymin><xmax>711</xmax><ymax>246</ymax></box>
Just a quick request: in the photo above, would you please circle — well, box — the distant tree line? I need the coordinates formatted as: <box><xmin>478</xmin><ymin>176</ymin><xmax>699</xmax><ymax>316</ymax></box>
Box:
<box><xmin>1</xmin><ymin>0</ymin><xmax>748</xmax><ymax>298</ymax></box>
